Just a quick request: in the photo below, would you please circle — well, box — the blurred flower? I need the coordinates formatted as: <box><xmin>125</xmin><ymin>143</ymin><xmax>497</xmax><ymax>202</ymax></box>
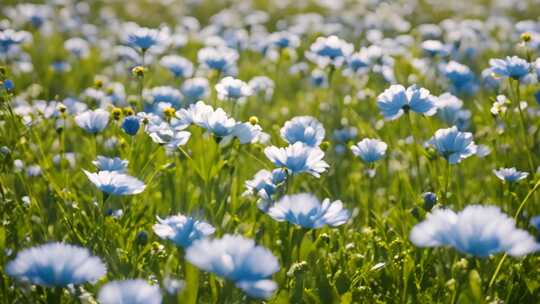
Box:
<box><xmin>280</xmin><ymin>116</ymin><xmax>325</xmax><ymax>147</ymax></box>
<box><xmin>92</xmin><ymin>156</ymin><xmax>128</xmax><ymax>172</ymax></box>
<box><xmin>377</xmin><ymin>84</ymin><xmax>437</xmax><ymax>120</ymax></box>
<box><xmin>125</xmin><ymin>24</ymin><xmax>169</xmax><ymax>52</ymax></box>
<box><xmin>306</xmin><ymin>35</ymin><xmax>354</xmax><ymax>67</ymax></box>
<box><xmin>441</xmin><ymin>61</ymin><xmax>477</xmax><ymax>95</ymax></box>
<box><xmin>198</xmin><ymin>46</ymin><xmax>238</xmax><ymax>74</ymax></box>
<box><xmin>435</xmin><ymin>93</ymin><xmax>470</xmax><ymax>129</ymax></box>
<box><xmin>489</xmin><ymin>56</ymin><xmax>530</xmax><ymax>80</ymax></box>
<box><xmin>421</xmin><ymin>40</ymin><xmax>449</xmax><ymax>57</ymax></box>
<box><xmin>248</xmin><ymin>76</ymin><xmax>274</xmax><ymax>101</ymax></box>
<box><xmin>83</xmin><ymin>170</ymin><xmax>145</xmax><ymax>195</ymax></box>
<box><xmin>530</xmin><ymin>216</ymin><xmax>540</xmax><ymax>230</ymax></box>
<box><xmin>493</xmin><ymin>168</ymin><xmax>529</xmax><ymax>183</ymax></box>
<box><xmin>186</xmin><ymin>235</ymin><xmax>279</xmax><ymax>299</ymax></box>
<box><xmin>310</xmin><ymin>68</ymin><xmax>328</xmax><ymax>88</ymax></box>
<box><xmin>98</xmin><ymin>279</ymin><xmax>162</xmax><ymax>304</ymax></box>
<box><xmin>215</xmin><ymin>77</ymin><xmax>252</xmax><ymax>102</ymax></box>
<box><xmin>490</xmin><ymin>95</ymin><xmax>510</xmax><ymax>116</ymax></box>
<box><xmin>267</xmin><ymin>193</ymin><xmax>350</xmax><ymax>228</ymax></box>
<box><xmin>422</xmin><ymin>192</ymin><xmax>437</xmax><ymax>211</ymax></box>
<box><xmin>410</xmin><ymin>205</ymin><xmax>539</xmax><ymax>257</ymax></box>
<box><xmin>64</xmin><ymin>38</ymin><xmax>90</xmax><ymax>59</ymax></box>
<box><xmin>268</xmin><ymin>31</ymin><xmax>300</xmax><ymax>50</ymax></box>
<box><xmin>427</xmin><ymin>126</ymin><xmax>477</xmax><ymax>164</ymax></box>
<box><xmin>75</xmin><ymin>109</ymin><xmax>110</xmax><ymax>134</ymax></box>
<box><xmin>264</xmin><ymin>142</ymin><xmax>329</xmax><ymax>177</ymax></box>
<box><xmin>350</xmin><ymin>138</ymin><xmax>388</xmax><ymax>163</ymax></box>
<box><xmin>153</xmin><ymin>214</ymin><xmax>215</xmax><ymax>248</ymax></box>
<box><xmin>122</xmin><ymin>116</ymin><xmax>141</xmax><ymax>136</ymax></box>
<box><xmin>181</xmin><ymin>77</ymin><xmax>210</xmax><ymax>103</ymax></box>
<box><xmin>159</xmin><ymin>55</ymin><xmax>193</xmax><ymax>78</ymax></box>
<box><xmin>144</xmin><ymin>86</ymin><xmax>183</xmax><ymax>110</ymax></box>
<box><xmin>147</xmin><ymin>122</ymin><xmax>191</xmax><ymax>150</ymax></box>
<box><xmin>6</xmin><ymin>243</ymin><xmax>106</xmax><ymax>287</ymax></box>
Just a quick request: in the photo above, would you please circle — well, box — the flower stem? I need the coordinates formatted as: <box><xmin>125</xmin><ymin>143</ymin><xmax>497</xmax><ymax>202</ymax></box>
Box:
<box><xmin>406</xmin><ymin>112</ymin><xmax>422</xmax><ymax>188</ymax></box>
<box><xmin>512</xmin><ymin>79</ymin><xmax>534</xmax><ymax>172</ymax></box>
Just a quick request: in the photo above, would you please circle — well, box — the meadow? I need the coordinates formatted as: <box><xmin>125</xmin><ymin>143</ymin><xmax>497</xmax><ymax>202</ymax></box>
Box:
<box><xmin>1</xmin><ymin>0</ymin><xmax>540</xmax><ymax>303</ymax></box>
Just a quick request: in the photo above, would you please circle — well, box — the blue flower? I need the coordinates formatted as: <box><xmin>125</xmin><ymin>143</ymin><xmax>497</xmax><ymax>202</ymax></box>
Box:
<box><xmin>377</xmin><ymin>84</ymin><xmax>437</xmax><ymax>120</ymax></box>
<box><xmin>3</xmin><ymin>79</ymin><xmax>14</xmax><ymax>91</ymax></box>
<box><xmin>146</xmin><ymin>122</ymin><xmax>191</xmax><ymax>151</ymax></box>
<box><xmin>93</xmin><ymin>156</ymin><xmax>129</xmax><ymax>172</ymax></box>
<box><xmin>266</xmin><ymin>193</ymin><xmax>350</xmax><ymax>228</ymax></box>
<box><xmin>268</xmin><ymin>31</ymin><xmax>300</xmax><ymax>49</ymax></box>
<box><xmin>310</xmin><ymin>69</ymin><xmax>328</xmax><ymax>88</ymax></box>
<box><xmin>306</xmin><ymin>35</ymin><xmax>354</xmax><ymax>67</ymax></box>
<box><xmin>264</xmin><ymin>142</ymin><xmax>329</xmax><ymax>177</ymax></box>
<box><xmin>530</xmin><ymin>216</ymin><xmax>540</xmax><ymax>230</ymax></box>
<box><xmin>421</xmin><ymin>40</ymin><xmax>449</xmax><ymax>57</ymax></box>
<box><xmin>427</xmin><ymin>126</ymin><xmax>477</xmax><ymax>164</ymax></box>
<box><xmin>248</xmin><ymin>76</ymin><xmax>274</xmax><ymax>101</ymax></box>
<box><xmin>75</xmin><ymin>109</ymin><xmax>110</xmax><ymax>134</ymax></box>
<box><xmin>350</xmin><ymin>138</ymin><xmax>388</xmax><ymax>163</ymax></box>
<box><xmin>493</xmin><ymin>167</ymin><xmax>529</xmax><ymax>183</ymax></box>
<box><xmin>153</xmin><ymin>214</ymin><xmax>215</xmax><ymax>248</ymax></box>
<box><xmin>83</xmin><ymin>170</ymin><xmax>146</xmax><ymax>195</ymax></box>
<box><xmin>410</xmin><ymin>205</ymin><xmax>540</xmax><ymax>257</ymax></box>
<box><xmin>144</xmin><ymin>86</ymin><xmax>183</xmax><ymax>110</ymax></box>
<box><xmin>185</xmin><ymin>235</ymin><xmax>280</xmax><ymax>299</ymax></box>
<box><xmin>125</xmin><ymin>24</ymin><xmax>168</xmax><ymax>51</ymax></box>
<box><xmin>280</xmin><ymin>116</ymin><xmax>325</xmax><ymax>147</ymax></box>
<box><xmin>122</xmin><ymin>116</ymin><xmax>141</xmax><ymax>136</ymax></box>
<box><xmin>160</xmin><ymin>55</ymin><xmax>193</xmax><ymax>78</ymax></box>
<box><xmin>435</xmin><ymin>93</ymin><xmax>471</xmax><ymax>129</ymax></box>
<box><xmin>181</xmin><ymin>77</ymin><xmax>210</xmax><ymax>103</ymax></box>
<box><xmin>422</xmin><ymin>192</ymin><xmax>437</xmax><ymax>210</ymax></box>
<box><xmin>441</xmin><ymin>61</ymin><xmax>477</xmax><ymax>95</ymax></box>
<box><xmin>197</xmin><ymin>46</ymin><xmax>238</xmax><ymax>74</ymax></box>
<box><xmin>98</xmin><ymin>279</ymin><xmax>162</xmax><ymax>304</ymax></box>
<box><xmin>215</xmin><ymin>77</ymin><xmax>253</xmax><ymax>102</ymax></box>
<box><xmin>489</xmin><ymin>56</ymin><xmax>530</xmax><ymax>80</ymax></box>
<box><xmin>6</xmin><ymin>243</ymin><xmax>106</xmax><ymax>287</ymax></box>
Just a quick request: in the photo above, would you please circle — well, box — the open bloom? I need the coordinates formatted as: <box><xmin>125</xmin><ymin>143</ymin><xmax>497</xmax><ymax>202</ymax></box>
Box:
<box><xmin>197</xmin><ymin>46</ymin><xmax>238</xmax><ymax>74</ymax></box>
<box><xmin>181</xmin><ymin>77</ymin><xmax>209</xmax><ymax>103</ymax></box>
<box><xmin>267</xmin><ymin>193</ymin><xmax>350</xmax><ymax>228</ymax></box>
<box><xmin>98</xmin><ymin>279</ymin><xmax>162</xmax><ymax>304</ymax></box>
<box><xmin>83</xmin><ymin>170</ymin><xmax>146</xmax><ymax>195</ymax></box>
<box><xmin>493</xmin><ymin>168</ymin><xmax>529</xmax><ymax>183</ymax></box>
<box><xmin>75</xmin><ymin>109</ymin><xmax>110</xmax><ymax>134</ymax></box>
<box><xmin>160</xmin><ymin>55</ymin><xmax>193</xmax><ymax>78</ymax></box>
<box><xmin>125</xmin><ymin>24</ymin><xmax>169</xmax><ymax>51</ymax></box>
<box><xmin>93</xmin><ymin>156</ymin><xmax>128</xmax><ymax>172</ymax></box>
<box><xmin>147</xmin><ymin>122</ymin><xmax>191</xmax><ymax>150</ymax></box>
<box><xmin>410</xmin><ymin>205</ymin><xmax>540</xmax><ymax>257</ymax></box>
<box><xmin>427</xmin><ymin>126</ymin><xmax>477</xmax><ymax>164</ymax></box>
<box><xmin>489</xmin><ymin>56</ymin><xmax>530</xmax><ymax>80</ymax></box>
<box><xmin>377</xmin><ymin>84</ymin><xmax>437</xmax><ymax>120</ymax></box>
<box><xmin>350</xmin><ymin>138</ymin><xmax>388</xmax><ymax>163</ymax></box>
<box><xmin>306</xmin><ymin>35</ymin><xmax>354</xmax><ymax>67</ymax></box>
<box><xmin>6</xmin><ymin>243</ymin><xmax>106</xmax><ymax>287</ymax></box>
<box><xmin>215</xmin><ymin>76</ymin><xmax>253</xmax><ymax>102</ymax></box>
<box><xmin>280</xmin><ymin>116</ymin><xmax>325</xmax><ymax>147</ymax></box>
<box><xmin>153</xmin><ymin>214</ymin><xmax>215</xmax><ymax>248</ymax></box>
<box><xmin>264</xmin><ymin>142</ymin><xmax>329</xmax><ymax>177</ymax></box>
<box><xmin>186</xmin><ymin>235</ymin><xmax>280</xmax><ymax>299</ymax></box>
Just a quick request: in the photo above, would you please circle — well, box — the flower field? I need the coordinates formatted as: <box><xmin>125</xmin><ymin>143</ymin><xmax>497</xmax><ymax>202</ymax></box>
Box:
<box><xmin>2</xmin><ymin>0</ymin><xmax>540</xmax><ymax>303</ymax></box>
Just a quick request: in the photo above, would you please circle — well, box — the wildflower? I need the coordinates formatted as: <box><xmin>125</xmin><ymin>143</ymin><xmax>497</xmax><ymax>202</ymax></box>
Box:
<box><xmin>186</xmin><ymin>235</ymin><xmax>279</xmax><ymax>299</ymax></box>
<box><xmin>436</xmin><ymin>93</ymin><xmax>470</xmax><ymax>128</ymax></box>
<box><xmin>98</xmin><ymin>279</ymin><xmax>162</xmax><ymax>304</ymax></box>
<box><xmin>310</xmin><ymin>68</ymin><xmax>328</xmax><ymax>88</ymax></box>
<box><xmin>410</xmin><ymin>205</ymin><xmax>540</xmax><ymax>257</ymax></box>
<box><xmin>64</xmin><ymin>38</ymin><xmax>90</xmax><ymax>59</ymax></box>
<box><xmin>145</xmin><ymin>86</ymin><xmax>183</xmax><ymax>110</ymax></box>
<box><xmin>489</xmin><ymin>56</ymin><xmax>530</xmax><ymax>80</ymax></box>
<box><xmin>530</xmin><ymin>216</ymin><xmax>540</xmax><ymax>230</ymax></box>
<box><xmin>268</xmin><ymin>31</ymin><xmax>300</xmax><ymax>50</ymax></box>
<box><xmin>248</xmin><ymin>76</ymin><xmax>274</xmax><ymax>101</ymax></box>
<box><xmin>280</xmin><ymin>116</ymin><xmax>325</xmax><ymax>147</ymax></box>
<box><xmin>6</xmin><ymin>243</ymin><xmax>106</xmax><ymax>286</ymax></box>
<box><xmin>125</xmin><ymin>24</ymin><xmax>169</xmax><ymax>52</ymax></box>
<box><xmin>421</xmin><ymin>40</ymin><xmax>449</xmax><ymax>57</ymax></box>
<box><xmin>350</xmin><ymin>138</ymin><xmax>388</xmax><ymax>163</ymax></box>
<box><xmin>92</xmin><ymin>156</ymin><xmax>129</xmax><ymax>172</ymax></box>
<box><xmin>266</xmin><ymin>193</ymin><xmax>350</xmax><ymax>228</ymax></box>
<box><xmin>122</xmin><ymin>116</ymin><xmax>140</xmax><ymax>136</ymax></box>
<box><xmin>197</xmin><ymin>46</ymin><xmax>238</xmax><ymax>74</ymax></box>
<box><xmin>306</xmin><ymin>35</ymin><xmax>354</xmax><ymax>67</ymax></box>
<box><xmin>493</xmin><ymin>168</ymin><xmax>529</xmax><ymax>183</ymax></box>
<box><xmin>376</xmin><ymin>84</ymin><xmax>437</xmax><ymax>120</ymax></box>
<box><xmin>181</xmin><ymin>77</ymin><xmax>210</xmax><ymax>103</ymax></box>
<box><xmin>153</xmin><ymin>214</ymin><xmax>215</xmax><ymax>248</ymax></box>
<box><xmin>132</xmin><ymin>66</ymin><xmax>146</xmax><ymax>77</ymax></box>
<box><xmin>427</xmin><ymin>126</ymin><xmax>477</xmax><ymax>164</ymax></box>
<box><xmin>244</xmin><ymin>169</ymin><xmax>285</xmax><ymax>201</ymax></box>
<box><xmin>422</xmin><ymin>192</ymin><xmax>437</xmax><ymax>211</ymax></box>
<box><xmin>200</xmin><ymin>108</ymin><xmax>237</xmax><ymax>137</ymax></box>
<box><xmin>264</xmin><ymin>142</ymin><xmax>329</xmax><ymax>177</ymax></box>
<box><xmin>147</xmin><ymin>122</ymin><xmax>191</xmax><ymax>150</ymax></box>
<box><xmin>215</xmin><ymin>77</ymin><xmax>253</xmax><ymax>102</ymax></box>
<box><xmin>441</xmin><ymin>61</ymin><xmax>477</xmax><ymax>95</ymax></box>
<box><xmin>490</xmin><ymin>95</ymin><xmax>510</xmax><ymax>116</ymax></box>
<box><xmin>159</xmin><ymin>55</ymin><xmax>193</xmax><ymax>78</ymax></box>
<box><xmin>75</xmin><ymin>109</ymin><xmax>110</xmax><ymax>134</ymax></box>
<box><xmin>83</xmin><ymin>170</ymin><xmax>146</xmax><ymax>195</ymax></box>
<box><xmin>3</xmin><ymin>79</ymin><xmax>14</xmax><ymax>91</ymax></box>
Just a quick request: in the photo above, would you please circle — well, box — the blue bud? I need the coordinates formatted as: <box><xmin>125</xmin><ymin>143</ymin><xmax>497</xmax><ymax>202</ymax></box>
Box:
<box><xmin>422</xmin><ymin>192</ymin><xmax>437</xmax><ymax>211</ymax></box>
<box><xmin>534</xmin><ymin>90</ymin><xmax>540</xmax><ymax>105</ymax></box>
<box><xmin>4</xmin><ymin>79</ymin><xmax>14</xmax><ymax>91</ymax></box>
<box><xmin>121</xmin><ymin>116</ymin><xmax>140</xmax><ymax>136</ymax></box>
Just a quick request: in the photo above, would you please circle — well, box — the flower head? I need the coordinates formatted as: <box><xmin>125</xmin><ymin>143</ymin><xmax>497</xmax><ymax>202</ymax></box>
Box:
<box><xmin>6</xmin><ymin>243</ymin><xmax>106</xmax><ymax>287</ymax></box>
<box><xmin>306</xmin><ymin>35</ymin><xmax>354</xmax><ymax>67</ymax></box>
<box><xmin>186</xmin><ymin>235</ymin><xmax>279</xmax><ymax>299</ymax></box>
<box><xmin>267</xmin><ymin>193</ymin><xmax>350</xmax><ymax>228</ymax></box>
<box><xmin>153</xmin><ymin>214</ymin><xmax>215</xmax><ymax>248</ymax></box>
<box><xmin>83</xmin><ymin>170</ymin><xmax>145</xmax><ymax>195</ymax></box>
<box><xmin>427</xmin><ymin>126</ymin><xmax>477</xmax><ymax>164</ymax></box>
<box><xmin>489</xmin><ymin>56</ymin><xmax>530</xmax><ymax>80</ymax></box>
<box><xmin>125</xmin><ymin>24</ymin><xmax>169</xmax><ymax>51</ymax></box>
<box><xmin>98</xmin><ymin>279</ymin><xmax>162</xmax><ymax>304</ymax></box>
<box><xmin>93</xmin><ymin>156</ymin><xmax>129</xmax><ymax>172</ymax></box>
<box><xmin>410</xmin><ymin>205</ymin><xmax>540</xmax><ymax>257</ymax></box>
<box><xmin>75</xmin><ymin>109</ymin><xmax>110</xmax><ymax>134</ymax></box>
<box><xmin>493</xmin><ymin>168</ymin><xmax>529</xmax><ymax>183</ymax></box>
<box><xmin>264</xmin><ymin>142</ymin><xmax>329</xmax><ymax>177</ymax></box>
<box><xmin>122</xmin><ymin>116</ymin><xmax>141</xmax><ymax>136</ymax></box>
<box><xmin>215</xmin><ymin>77</ymin><xmax>252</xmax><ymax>102</ymax></box>
<box><xmin>181</xmin><ymin>77</ymin><xmax>209</xmax><ymax>103</ymax></box>
<box><xmin>160</xmin><ymin>55</ymin><xmax>193</xmax><ymax>78</ymax></box>
<box><xmin>280</xmin><ymin>116</ymin><xmax>325</xmax><ymax>147</ymax></box>
<box><xmin>350</xmin><ymin>138</ymin><xmax>388</xmax><ymax>163</ymax></box>
<box><xmin>198</xmin><ymin>46</ymin><xmax>238</xmax><ymax>74</ymax></box>
<box><xmin>377</xmin><ymin>84</ymin><xmax>437</xmax><ymax>120</ymax></box>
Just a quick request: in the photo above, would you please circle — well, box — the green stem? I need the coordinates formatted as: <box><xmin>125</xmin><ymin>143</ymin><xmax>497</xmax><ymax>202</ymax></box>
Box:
<box><xmin>512</xmin><ymin>79</ymin><xmax>534</xmax><ymax>172</ymax></box>
<box><xmin>444</xmin><ymin>161</ymin><xmax>451</xmax><ymax>205</ymax></box>
<box><xmin>406</xmin><ymin>112</ymin><xmax>422</xmax><ymax>188</ymax></box>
